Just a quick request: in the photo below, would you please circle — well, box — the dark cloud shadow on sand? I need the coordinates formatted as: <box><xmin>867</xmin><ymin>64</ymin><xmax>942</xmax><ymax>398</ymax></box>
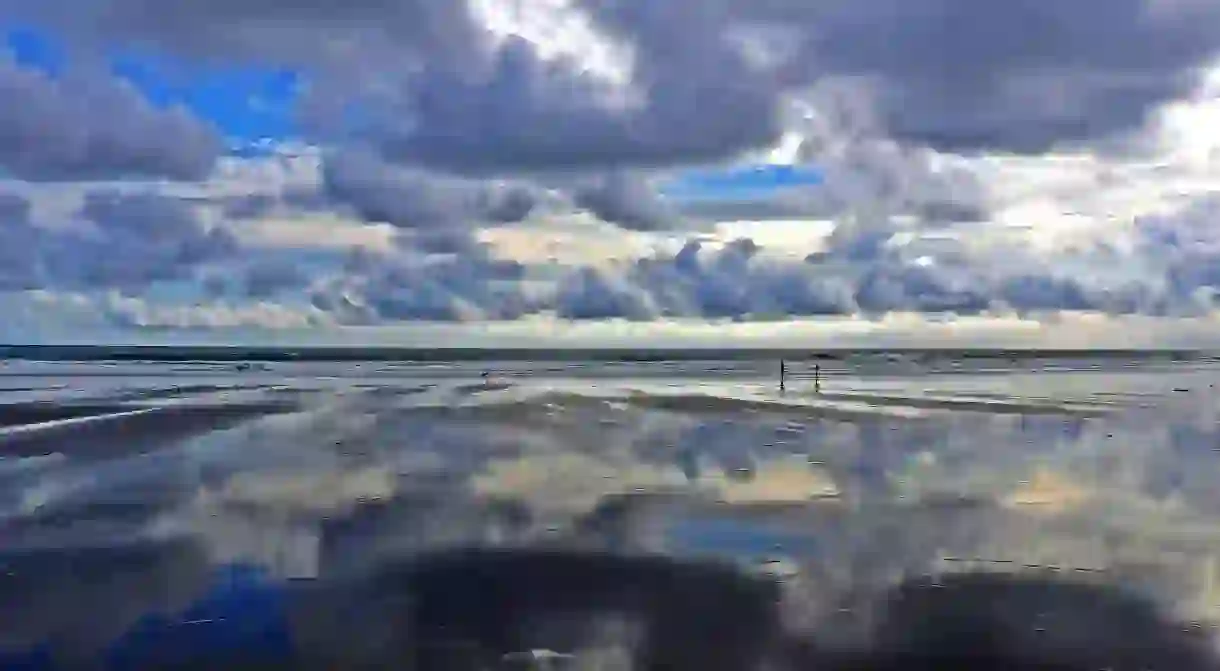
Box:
<box><xmin>225</xmin><ymin>549</ymin><xmax>1220</xmax><ymax>671</ymax></box>
<box><xmin>0</xmin><ymin>539</ymin><xmax>213</xmax><ymax>663</ymax></box>
<box><xmin>0</xmin><ymin>490</ymin><xmax>1218</xmax><ymax>671</ymax></box>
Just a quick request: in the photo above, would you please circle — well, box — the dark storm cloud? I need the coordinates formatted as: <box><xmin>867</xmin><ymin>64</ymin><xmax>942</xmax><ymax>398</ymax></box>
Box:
<box><xmin>480</xmin><ymin>184</ymin><xmax>539</xmax><ymax>224</ymax></box>
<box><xmin>671</xmin><ymin>89</ymin><xmax>993</xmax><ymax>226</ymax></box>
<box><xmin>82</xmin><ymin>190</ymin><xmax>206</xmax><ymax>240</ymax></box>
<box><xmin>220</xmin><ymin>193</ymin><xmax>279</xmax><ymax>219</ymax></box>
<box><xmin>259</xmin><ymin>197</ymin><xmax>1213</xmax><ymax>324</ymax></box>
<box><xmin>0</xmin><ymin>191</ymin><xmax>237</xmax><ymax>293</ymax></box>
<box><xmin>573</xmin><ymin>172</ymin><xmax>679</xmax><ymax>231</ymax></box>
<box><xmin>75</xmin><ymin>191</ymin><xmax>238</xmax><ymax>289</ymax></box>
<box><xmin>404</xmin><ymin>229</ymin><xmax>485</xmax><ymax>256</ymax></box>
<box><xmin>555</xmin><ymin>267</ymin><xmax>657</xmax><ymax>320</ymax></box>
<box><xmin>219</xmin><ymin>186</ymin><xmax>345</xmax><ymax>220</ymax></box>
<box><xmin>756</xmin><ymin>0</ymin><xmax>1220</xmax><ymax>152</ymax></box>
<box><xmin>0</xmin><ymin>191</ymin><xmax>31</xmax><ymax>223</ymax></box>
<box><xmin>1</xmin><ymin>0</ymin><xmax>486</xmax><ymax>72</ymax></box>
<box><xmin>0</xmin><ymin>58</ymin><xmax>221</xmax><ymax>181</ymax></box>
<box><xmin>243</xmin><ymin>261</ymin><xmax>307</xmax><ymax>299</ymax></box>
<box><xmin>554</xmin><ymin>239</ymin><xmax>861</xmax><ymax>321</ymax></box>
<box><xmin>789</xmin><ymin>111</ymin><xmax>994</xmax><ymax>220</ymax></box>
<box><xmin>7</xmin><ymin>0</ymin><xmax>1220</xmax><ymax>325</ymax></box>
<box><xmin>547</xmin><ymin>228</ymin><xmax>1182</xmax><ymax>322</ymax></box>
<box><xmin>1134</xmin><ymin>196</ymin><xmax>1220</xmax><ymax>311</ymax></box>
<box><xmin>309</xmin><ymin>246</ymin><xmax>535</xmax><ymax>323</ymax></box>
<box><xmin>375</xmin><ymin>34</ymin><xmax>781</xmax><ymax>174</ymax></box>
<box><xmin>294</xmin><ymin>223</ymin><xmax>1196</xmax><ymax>324</ymax></box>
<box><xmin>1</xmin><ymin>0</ymin><xmax>779</xmax><ymax>174</ymax></box>
<box><xmin>0</xmin><ymin>194</ymin><xmax>45</xmax><ymax>290</ymax></box>
<box><xmin>320</xmin><ymin>151</ymin><xmax>539</xmax><ymax>229</ymax></box>
<box><xmin>853</xmin><ymin>264</ymin><xmax>991</xmax><ymax>315</ymax></box>
<box><xmin>3</xmin><ymin>0</ymin><xmax>1220</xmax><ymax>177</ymax></box>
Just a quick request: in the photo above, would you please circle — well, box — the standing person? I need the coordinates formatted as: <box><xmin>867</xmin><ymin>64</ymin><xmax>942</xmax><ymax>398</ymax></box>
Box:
<box><xmin>779</xmin><ymin>359</ymin><xmax>786</xmax><ymax>392</ymax></box>
<box><xmin>813</xmin><ymin>363</ymin><xmax>821</xmax><ymax>393</ymax></box>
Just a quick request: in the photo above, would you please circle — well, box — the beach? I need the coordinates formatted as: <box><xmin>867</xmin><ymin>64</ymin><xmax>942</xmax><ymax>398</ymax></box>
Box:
<box><xmin>3</xmin><ymin>351</ymin><xmax>1220</xmax><ymax>660</ymax></box>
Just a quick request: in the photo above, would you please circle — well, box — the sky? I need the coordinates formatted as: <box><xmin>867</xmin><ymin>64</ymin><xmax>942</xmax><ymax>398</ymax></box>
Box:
<box><xmin>2</xmin><ymin>1</ymin><xmax>1220</xmax><ymax>347</ymax></box>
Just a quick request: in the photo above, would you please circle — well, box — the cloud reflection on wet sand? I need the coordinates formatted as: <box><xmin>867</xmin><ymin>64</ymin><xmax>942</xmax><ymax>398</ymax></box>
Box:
<box><xmin>3</xmin><ymin>356</ymin><xmax>1220</xmax><ymax>661</ymax></box>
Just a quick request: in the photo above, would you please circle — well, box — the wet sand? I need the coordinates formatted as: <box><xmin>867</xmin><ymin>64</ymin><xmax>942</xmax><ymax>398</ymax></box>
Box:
<box><xmin>0</xmin><ymin>401</ymin><xmax>302</xmax><ymax>458</ymax></box>
<box><xmin>2</xmin><ymin>354</ymin><xmax>1220</xmax><ymax>664</ymax></box>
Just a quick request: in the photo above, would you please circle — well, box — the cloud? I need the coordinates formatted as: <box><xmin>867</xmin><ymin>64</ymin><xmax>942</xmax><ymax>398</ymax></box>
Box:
<box><xmin>632</xmin><ymin>241</ymin><xmax>855</xmax><ymax>318</ymax></box>
<box><xmin>572</xmin><ymin>172</ymin><xmax>679</xmax><ymax>231</ymax></box>
<box><xmin>554</xmin><ymin>239</ymin><xmax>859</xmax><ymax>321</ymax></box>
<box><xmin>759</xmin><ymin>0</ymin><xmax>1220</xmax><ymax>153</ymax></box>
<box><xmin>307</xmin><ymin>245</ymin><xmax>534</xmax><ymax>323</ymax></box>
<box><xmin>669</xmin><ymin>98</ymin><xmax>993</xmax><ymax>228</ymax></box>
<box><xmin>0</xmin><ymin>193</ymin><xmax>46</xmax><ymax>291</ymax></box>
<box><xmin>2</xmin><ymin>171</ymin><xmax>1212</xmax><ymax>331</ymax></box>
<box><xmin>220</xmin><ymin>193</ymin><xmax>279</xmax><ymax>220</ymax></box>
<box><xmin>99</xmin><ymin>293</ymin><xmax>325</xmax><ymax>329</ymax></box>
<box><xmin>75</xmin><ymin>190</ymin><xmax>239</xmax><ymax>287</ymax></box>
<box><xmin>4</xmin><ymin>0</ymin><xmax>1220</xmax><ymax>340</ymax></box>
<box><xmin>555</xmin><ymin>266</ymin><xmax>656</xmax><ymax>320</ymax></box>
<box><xmin>372</xmin><ymin>33</ymin><xmax>780</xmax><ymax>174</ymax></box>
<box><xmin>0</xmin><ymin>190</ymin><xmax>238</xmax><ymax>294</ymax></box>
<box><xmin>319</xmin><ymin>151</ymin><xmax>539</xmax><ymax>229</ymax></box>
<box><xmin>0</xmin><ymin>57</ymin><xmax>221</xmax><ymax>181</ymax></box>
<box><xmin>16</xmin><ymin>288</ymin><xmax>330</xmax><ymax>331</ymax></box>
<box><xmin>544</xmin><ymin>222</ymin><xmax>1197</xmax><ymax>322</ymax></box>
<box><xmin>0</xmin><ymin>189</ymin><xmax>31</xmax><ymax>221</ymax></box>
<box><xmin>3</xmin><ymin>0</ymin><xmax>777</xmax><ymax>175</ymax></box>
<box><xmin>3</xmin><ymin>0</ymin><xmax>485</xmax><ymax>78</ymax></box>
<box><xmin>1134</xmin><ymin>195</ymin><xmax>1220</xmax><ymax>309</ymax></box>
<box><xmin>241</xmin><ymin>261</ymin><xmax>308</xmax><ymax>299</ymax></box>
<box><xmin>179</xmin><ymin>169</ymin><xmax>1220</xmax><ymax>328</ymax></box>
<box><xmin>3</xmin><ymin>0</ymin><xmax>1220</xmax><ymax>186</ymax></box>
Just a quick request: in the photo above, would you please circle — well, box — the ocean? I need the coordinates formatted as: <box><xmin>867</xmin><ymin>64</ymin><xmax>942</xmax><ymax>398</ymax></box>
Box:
<box><xmin>3</xmin><ymin>349</ymin><xmax>1220</xmax><ymax>664</ymax></box>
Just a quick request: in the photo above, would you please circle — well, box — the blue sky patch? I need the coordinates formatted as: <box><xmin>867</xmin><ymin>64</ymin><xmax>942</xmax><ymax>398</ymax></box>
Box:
<box><xmin>661</xmin><ymin>164</ymin><xmax>823</xmax><ymax>201</ymax></box>
<box><xmin>111</xmin><ymin>51</ymin><xmax>301</xmax><ymax>146</ymax></box>
<box><xmin>6</xmin><ymin>25</ymin><xmax>64</xmax><ymax>74</ymax></box>
<box><xmin>5</xmin><ymin>25</ymin><xmax>300</xmax><ymax>149</ymax></box>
